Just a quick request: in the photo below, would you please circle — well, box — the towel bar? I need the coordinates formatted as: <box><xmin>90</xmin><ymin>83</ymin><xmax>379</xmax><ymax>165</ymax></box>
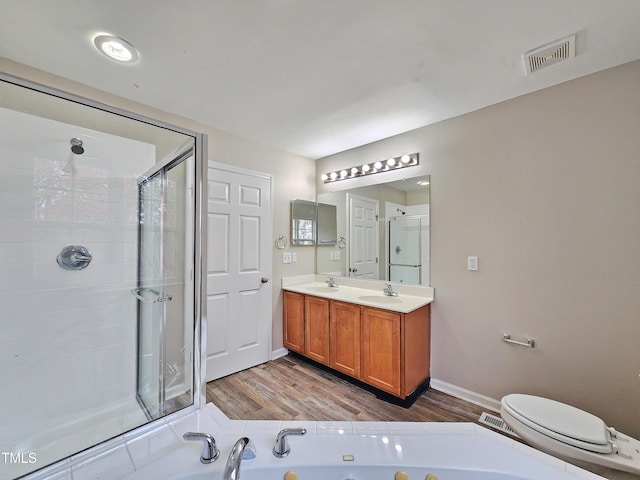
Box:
<box><xmin>503</xmin><ymin>333</ymin><xmax>535</xmax><ymax>348</ymax></box>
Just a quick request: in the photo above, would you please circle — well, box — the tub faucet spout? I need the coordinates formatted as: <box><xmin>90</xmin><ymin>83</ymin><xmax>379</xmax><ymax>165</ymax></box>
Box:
<box><xmin>273</xmin><ymin>427</ymin><xmax>307</xmax><ymax>458</ymax></box>
<box><xmin>182</xmin><ymin>432</ymin><xmax>220</xmax><ymax>464</ymax></box>
<box><xmin>224</xmin><ymin>437</ymin><xmax>255</xmax><ymax>480</ymax></box>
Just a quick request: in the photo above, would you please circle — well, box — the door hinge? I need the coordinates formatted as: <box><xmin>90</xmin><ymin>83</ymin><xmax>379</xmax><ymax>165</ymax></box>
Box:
<box><xmin>376</xmin><ymin>214</ymin><xmax>379</xmax><ymax>221</ymax></box>
<box><xmin>376</xmin><ymin>257</ymin><xmax>378</xmax><ymax>264</ymax></box>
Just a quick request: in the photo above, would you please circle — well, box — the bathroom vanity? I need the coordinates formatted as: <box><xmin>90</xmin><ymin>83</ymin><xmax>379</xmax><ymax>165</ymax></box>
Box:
<box><xmin>282</xmin><ymin>278</ymin><xmax>433</xmax><ymax>403</ymax></box>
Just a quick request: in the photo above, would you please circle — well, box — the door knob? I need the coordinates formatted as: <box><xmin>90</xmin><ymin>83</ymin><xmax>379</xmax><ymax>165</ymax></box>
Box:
<box><xmin>261</xmin><ymin>276</ymin><xmax>269</xmax><ymax>284</ymax></box>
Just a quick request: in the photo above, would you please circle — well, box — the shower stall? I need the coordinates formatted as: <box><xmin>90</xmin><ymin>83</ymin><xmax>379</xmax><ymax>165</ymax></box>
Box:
<box><xmin>0</xmin><ymin>76</ymin><xmax>205</xmax><ymax>479</ymax></box>
<box><xmin>386</xmin><ymin>211</ymin><xmax>430</xmax><ymax>286</ymax></box>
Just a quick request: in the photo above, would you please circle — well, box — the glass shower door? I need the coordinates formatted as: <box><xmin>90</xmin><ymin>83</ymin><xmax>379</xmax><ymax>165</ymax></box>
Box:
<box><xmin>388</xmin><ymin>217</ymin><xmax>422</xmax><ymax>283</ymax></box>
<box><xmin>134</xmin><ymin>151</ymin><xmax>193</xmax><ymax>420</ymax></box>
<box><xmin>136</xmin><ymin>170</ymin><xmax>166</xmax><ymax>419</ymax></box>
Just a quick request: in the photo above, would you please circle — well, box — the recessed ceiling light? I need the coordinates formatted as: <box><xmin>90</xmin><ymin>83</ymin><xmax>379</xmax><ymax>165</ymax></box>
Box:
<box><xmin>93</xmin><ymin>34</ymin><xmax>139</xmax><ymax>63</ymax></box>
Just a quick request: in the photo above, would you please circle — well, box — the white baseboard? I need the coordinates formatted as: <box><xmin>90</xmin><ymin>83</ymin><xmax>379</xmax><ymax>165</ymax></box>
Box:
<box><xmin>271</xmin><ymin>347</ymin><xmax>289</xmax><ymax>360</ymax></box>
<box><xmin>430</xmin><ymin>378</ymin><xmax>501</xmax><ymax>413</ymax></box>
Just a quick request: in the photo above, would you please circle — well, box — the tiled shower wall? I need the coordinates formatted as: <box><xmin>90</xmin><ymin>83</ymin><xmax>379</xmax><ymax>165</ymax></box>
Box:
<box><xmin>0</xmin><ymin>106</ymin><xmax>154</xmax><ymax>434</ymax></box>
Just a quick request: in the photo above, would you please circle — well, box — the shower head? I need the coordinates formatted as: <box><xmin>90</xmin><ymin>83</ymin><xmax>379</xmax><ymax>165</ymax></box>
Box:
<box><xmin>70</xmin><ymin>138</ymin><xmax>84</xmax><ymax>155</ymax></box>
<box><xmin>397</xmin><ymin>208</ymin><xmax>406</xmax><ymax>215</ymax></box>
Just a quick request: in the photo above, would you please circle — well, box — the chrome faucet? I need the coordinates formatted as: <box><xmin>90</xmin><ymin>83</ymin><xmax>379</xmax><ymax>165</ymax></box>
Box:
<box><xmin>326</xmin><ymin>276</ymin><xmax>339</xmax><ymax>288</ymax></box>
<box><xmin>182</xmin><ymin>432</ymin><xmax>220</xmax><ymax>464</ymax></box>
<box><xmin>272</xmin><ymin>427</ymin><xmax>307</xmax><ymax>458</ymax></box>
<box><xmin>223</xmin><ymin>437</ymin><xmax>255</xmax><ymax>480</ymax></box>
<box><xmin>383</xmin><ymin>283</ymin><xmax>399</xmax><ymax>297</ymax></box>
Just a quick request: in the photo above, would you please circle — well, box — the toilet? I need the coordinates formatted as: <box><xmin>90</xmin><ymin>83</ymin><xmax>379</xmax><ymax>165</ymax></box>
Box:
<box><xmin>500</xmin><ymin>394</ymin><xmax>640</xmax><ymax>475</ymax></box>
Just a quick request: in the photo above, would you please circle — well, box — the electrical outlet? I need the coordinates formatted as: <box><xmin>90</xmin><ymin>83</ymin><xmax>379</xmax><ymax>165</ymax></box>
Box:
<box><xmin>283</xmin><ymin>252</ymin><xmax>292</xmax><ymax>264</ymax></box>
<box><xmin>467</xmin><ymin>256</ymin><xmax>478</xmax><ymax>271</ymax></box>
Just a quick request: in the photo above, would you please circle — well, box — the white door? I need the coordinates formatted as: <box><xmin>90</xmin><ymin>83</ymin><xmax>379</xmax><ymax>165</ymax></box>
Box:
<box><xmin>206</xmin><ymin>164</ymin><xmax>272</xmax><ymax>381</ymax></box>
<box><xmin>348</xmin><ymin>194</ymin><xmax>378</xmax><ymax>279</ymax></box>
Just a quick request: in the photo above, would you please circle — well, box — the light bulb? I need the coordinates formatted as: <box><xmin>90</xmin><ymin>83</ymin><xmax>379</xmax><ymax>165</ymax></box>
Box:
<box><xmin>386</xmin><ymin>158</ymin><xmax>396</xmax><ymax>167</ymax></box>
<box><xmin>340</xmin><ymin>169</ymin><xmax>348</xmax><ymax>178</ymax></box>
<box><xmin>361</xmin><ymin>164</ymin><xmax>370</xmax><ymax>173</ymax></box>
<box><xmin>401</xmin><ymin>154</ymin><xmax>411</xmax><ymax>164</ymax></box>
<box><xmin>93</xmin><ymin>34</ymin><xmax>139</xmax><ymax>63</ymax></box>
<box><xmin>373</xmin><ymin>161</ymin><xmax>383</xmax><ymax>170</ymax></box>
<box><xmin>330</xmin><ymin>171</ymin><xmax>338</xmax><ymax>180</ymax></box>
<box><xmin>351</xmin><ymin>167</ymin><xmax>359</xmax><ymax>175</ymax></box>
<box><xmin>321</xmin><ymin>173</ymin><xmax>329</xmax><ymax>181</ymax></box>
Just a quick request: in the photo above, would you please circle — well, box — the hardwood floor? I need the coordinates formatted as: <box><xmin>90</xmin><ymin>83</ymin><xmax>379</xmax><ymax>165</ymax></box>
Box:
<box><xmin>206</xmin><ymin>355</ymin><xmax>485</xmax><ymax>423</ymax></box>
<box><xmin>206</xmin><ymin>355</ymin><xmax>633</xmax><ymax>480</ymax></box>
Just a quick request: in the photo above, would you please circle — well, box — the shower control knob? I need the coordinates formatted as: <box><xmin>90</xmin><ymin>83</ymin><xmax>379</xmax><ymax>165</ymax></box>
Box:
<box><xmin>57</xmin><ymin>245</ymin><xmax>92</xmax><ymax>271</ymax></box>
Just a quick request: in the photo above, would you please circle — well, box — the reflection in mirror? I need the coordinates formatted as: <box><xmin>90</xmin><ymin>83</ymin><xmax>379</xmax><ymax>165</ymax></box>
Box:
<box><xmin>291</xmin><ymin>199</ymin><xmax>317</xmax><ymax>245</ymax></box>
<box><xmin>317</xmin><ymin>203</ymin><xmax>337</xmax><ymax>245</ymax></box>
<box><xmin>317</xmin><ymin>175</ymin><xmax>430</xmax><ymax>286</ymax></box>
<box><xmin>0</xmin><ymin>76</ymin><xmax>201</xmax><ymax>478</ymax></box>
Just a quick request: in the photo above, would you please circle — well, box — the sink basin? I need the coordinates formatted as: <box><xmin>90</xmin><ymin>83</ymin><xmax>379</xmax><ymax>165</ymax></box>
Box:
<box><xmin>357</xmin><ymin>295</ymin><xmax>403</xmax><ymax>304</ymax></box>
<box><xmin>306</xmin><ymin>286</ymin><xmax>340</xmax><ymax>293</ymax></box>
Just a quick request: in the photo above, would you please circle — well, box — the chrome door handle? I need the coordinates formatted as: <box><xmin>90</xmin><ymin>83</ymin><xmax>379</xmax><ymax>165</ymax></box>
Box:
<box><xmin>131</xmin><ymin>287</ymin><xmax>172</xmax><ymax>303</ymax></box>
<box><xmin>261</xmin><ymin>277</ymin><xmax>269</xmax><ymax>284</ymax></box>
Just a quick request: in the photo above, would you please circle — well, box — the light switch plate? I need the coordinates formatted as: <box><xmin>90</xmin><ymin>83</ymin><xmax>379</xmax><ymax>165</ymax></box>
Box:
<box><xmin>291</xmin><ymin>252</ymin><xmax>297</xmax><ymax>263</ymax></box>
<box><xmin>334</xmin><ymin>250</ymin><xmax>340</xmax><ymax>260</ymax></box>
<box><xmin>467</xmin><ymin>256</ymin><xmax>478</xmax><ymax>271</ymax></box>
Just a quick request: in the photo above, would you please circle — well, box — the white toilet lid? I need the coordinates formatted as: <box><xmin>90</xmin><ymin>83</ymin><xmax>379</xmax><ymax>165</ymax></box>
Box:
<box><xmin>502</xmin><ymin>394</ymin><xmax>611</xmax><ymax>452</ymax></box>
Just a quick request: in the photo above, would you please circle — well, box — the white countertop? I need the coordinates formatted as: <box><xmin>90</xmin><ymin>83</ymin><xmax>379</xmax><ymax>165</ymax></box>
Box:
<box><xmin>282</xmin><ymin>275</ymin><xmax>433</xmax><ymax>313</ymax></box>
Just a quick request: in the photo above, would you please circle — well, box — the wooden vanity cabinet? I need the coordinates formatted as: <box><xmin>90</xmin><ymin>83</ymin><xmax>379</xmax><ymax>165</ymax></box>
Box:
<box><xmin>283</xmin><ymin>291</ymin><xmax>305</xmax><ymax>353</ymax></box>
<box><xmin>361</xmin><ymin>304</ymin><xmax>431</xmax><ymax>398</ymax></box>
<box><xmin>304</xmin><ymin>295</ymin><xmax>330</xmax><ymax>365</ymax></box>
<box><xmin>361</xmin><ymin>307</ymin><xmax>401</xmax><ymax>396</ymax></box>
<box><xmin>283</xmin><ymin>291</ymin><xmax>431</xmax><ymax>400</ymax></box>
<box><xmin>329</xmin><ymin>300</ymin><xmax>361</xmax><ymax>378</ymax></box>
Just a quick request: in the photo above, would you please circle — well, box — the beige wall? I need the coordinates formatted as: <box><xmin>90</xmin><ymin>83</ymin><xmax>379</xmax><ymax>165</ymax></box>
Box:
<box><xmin>317</xmin><ymin>60</ymin><xmax>640</xmax><ymax>437</ymax></box>
<box><xmin>5</xmin><ymin>55</ymin><xmax>640</xmax><ymax>438</ymax></box>
<box><xmin>0</xmin><ymin>57</ymin><xmax>316</xmax><ymax>362</ymax></box>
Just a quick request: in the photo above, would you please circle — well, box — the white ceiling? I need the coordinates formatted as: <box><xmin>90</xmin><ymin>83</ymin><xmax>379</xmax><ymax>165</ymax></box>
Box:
<box><xmin>1</xmin><ymin>1</ymin><xmax>640</xmax><ymax>159</ymax></box>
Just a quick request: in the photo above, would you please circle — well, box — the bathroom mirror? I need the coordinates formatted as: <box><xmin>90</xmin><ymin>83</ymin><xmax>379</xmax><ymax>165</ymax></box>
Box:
<box><xmin>316</xmin><ymin>175</ymin><xmax>430</xmax><ymax>286</ymax></box>
<box><xmin>291</xmin><ymin>199</ymin><xmax>338</xmax><ymax>246</ymax></box>
<box><xmin>0</xmin><ymin>75</ymin><xmax>204</xmax><ymax>478</ymax></box>
<box><xmin>291</xmin><ymin>199</ymin><xmax>318</xmax><ymax>245</ymax></box>
<box><xmin>317</xmin><ymin>202</ymin><xmax>338</xmax><ymax>245</ymax></box>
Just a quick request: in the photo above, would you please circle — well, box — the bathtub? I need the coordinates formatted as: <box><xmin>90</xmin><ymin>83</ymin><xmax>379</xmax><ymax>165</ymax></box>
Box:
<box><xmin>171</xmin><ymin>466</ymin><xmax>540</xmax><ymax>480</ymax></box>
<box><xmin>119</xmin><ymin>409</ymin><xmax>605</xmax><ymax>480</ymax></box>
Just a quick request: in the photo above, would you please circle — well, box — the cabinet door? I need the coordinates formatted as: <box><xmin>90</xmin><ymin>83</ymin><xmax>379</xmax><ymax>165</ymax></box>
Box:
<box><xmin>283</xmin><ymin>291</ymin><xmax>305</xmax><ymax>353</ymax></box>
<box><xmin>361</xmin><ymin>307</ymin><xmax>401</xmax><ymax>396</ymax></box>
<box><xmin>329</xmin><ymin>301</ymin><xmax>361</xmax><ymax>378</ymax></box>
<box><xmin>305</xmin><ymin>295</ymin><xmax>330</xmax><ymax>365</ymax></box>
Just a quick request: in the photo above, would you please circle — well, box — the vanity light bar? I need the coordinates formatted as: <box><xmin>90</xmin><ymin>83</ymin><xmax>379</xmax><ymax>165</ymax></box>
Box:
<box><xmin>321</xmin><ymin>153</ymin><xmax>419</xmax><ymax>183</ymax></box>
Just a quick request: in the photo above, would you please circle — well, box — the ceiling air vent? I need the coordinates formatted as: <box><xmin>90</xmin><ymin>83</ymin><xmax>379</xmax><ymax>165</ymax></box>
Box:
<box><xmin>524</xmin><ymin>34</ymin><xmax>575</xmax><ymax>75</ymax></box>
